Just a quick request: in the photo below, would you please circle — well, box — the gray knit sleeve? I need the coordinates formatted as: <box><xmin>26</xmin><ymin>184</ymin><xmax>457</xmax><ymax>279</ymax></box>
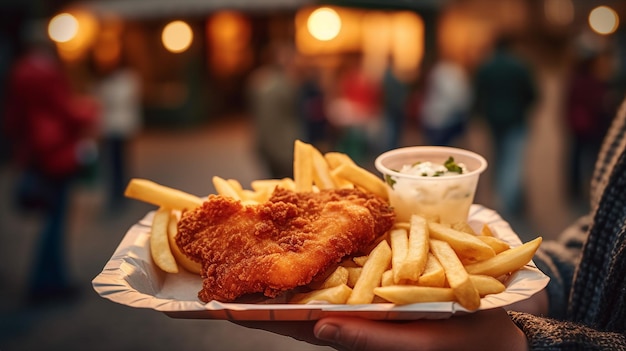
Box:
<box><xmin>508</xmin><ymin>311</ymin><xmax>626</xmax><ymax>350</ymax></box>
<box><xmin>532</xmin><ymin>215</ymin><xmax>590</xmax><ymax>319</ymax></box>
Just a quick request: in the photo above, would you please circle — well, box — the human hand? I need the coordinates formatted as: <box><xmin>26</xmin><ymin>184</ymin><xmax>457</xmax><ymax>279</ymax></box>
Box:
<box><xmin>506</xmin><ymin>288</ymin><xmax>548</xmax><ymax>316</ymax></box>
<box><xmin>237</xmin><ymin>308</ymin><xmax>528</xmax><ymax>351</ymax></box>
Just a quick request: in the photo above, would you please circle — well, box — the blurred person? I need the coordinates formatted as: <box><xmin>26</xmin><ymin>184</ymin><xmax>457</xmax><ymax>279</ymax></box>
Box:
<box><xmin>419</xmin><ymin>59</ymin><xmax>472</xmax><ymax>146</ymax></box>
<box><xmin>473</xmin><ymin>35</ymin><xmax>537</xmax><ymax>216</ymax></box>
<box><xmin>564</xmin><ymin>50</ymin><xmax>614</xmax><ymax>203</ymax></box>
<box><xmin>381</xmin><ymin>63</ymin><xmax>410</xmax><ymax>150</ymax></box>
<box><xmin>239</xmin><ymin>95</ymin><xmax>626</xmax><ymax>351</ymax></box>
<box><xmin>247</xmin><ymin>41</ymin><xmax>304</xmax><ymax>179</ymax></box>
<box><xmin>93</xmin><ymin>59</ymin><xmax>142</xmax><ymax>211</ymax></box>
<box><xmin>3</xmin><ymin>20</ymin><xmax>99</xmax><ymax>303</ymax></box>
<box><xmin>327</xmin><ymin>54</ymin><xmax>383</xmax><ymax>164</ymax></box>
<box><xmin>298</xmin><ymin>63</ymin><xmax>329</xmax><ymax>151</ymax></box>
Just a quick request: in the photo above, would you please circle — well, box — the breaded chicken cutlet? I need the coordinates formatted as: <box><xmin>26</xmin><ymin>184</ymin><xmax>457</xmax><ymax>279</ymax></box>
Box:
<box><xmin>176</xmin><ymin>187</ymin><xmax>395</xmax><ymax>302</ymax></box>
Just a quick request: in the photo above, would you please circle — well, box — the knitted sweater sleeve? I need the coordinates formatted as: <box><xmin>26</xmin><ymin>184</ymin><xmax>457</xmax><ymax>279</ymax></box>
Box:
<box><xmin>532</xmin><ymin>215</ymin><xmax>589</xmax><ymax>319</ymax></box>
<box><xmin>506</xmin><ymin>98</ymin><xmax>626</xmax><ymax>350</ymax></box>
<box><xmin>508</xmin><ymin>311</ymin><xmax>626</xmax><ymax>350</ymax></box>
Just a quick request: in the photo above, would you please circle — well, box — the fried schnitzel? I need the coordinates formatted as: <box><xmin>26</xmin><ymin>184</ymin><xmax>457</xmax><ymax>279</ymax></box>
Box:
<box><xmin>176</xmin><ymin>187</ymin><xmax>395</xmax><ymax>302</ymax></box>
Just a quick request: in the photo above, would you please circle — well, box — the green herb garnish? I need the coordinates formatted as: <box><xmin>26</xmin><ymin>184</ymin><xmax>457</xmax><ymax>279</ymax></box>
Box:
<box><xmin>385</xmin><ymin>174</ymin><xmax>396</xmax><ymax>188</ymax></box>
<box><xmin>444</xmin><ymin>156</ymin><xmax>463</xmax><ymax>174</ymax></box>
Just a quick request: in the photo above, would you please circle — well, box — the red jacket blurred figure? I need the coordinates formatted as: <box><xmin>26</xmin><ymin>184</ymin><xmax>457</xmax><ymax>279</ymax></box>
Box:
<box><xmin>4</xmin><ymin>47</ymin><xmax>98</xmax><ymax>179</ymax></box>
<box><xmin>3</xmin><ymin>39</ymin><xmax>98</xmax><ymax>303</ymax></box>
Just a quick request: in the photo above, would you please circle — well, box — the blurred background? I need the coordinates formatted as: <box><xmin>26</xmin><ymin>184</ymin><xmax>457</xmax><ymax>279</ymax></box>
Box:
<box><xmin>1</xmin><ymin>0</ymin><xmax>625</xmax><ymax>350</ymax></box>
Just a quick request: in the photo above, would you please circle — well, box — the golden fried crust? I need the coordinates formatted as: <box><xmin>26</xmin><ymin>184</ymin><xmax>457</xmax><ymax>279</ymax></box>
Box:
<box><xmin>176</xmin><ymin>187</ymin><xmax>395</xmax><ymax>302</ymax></box>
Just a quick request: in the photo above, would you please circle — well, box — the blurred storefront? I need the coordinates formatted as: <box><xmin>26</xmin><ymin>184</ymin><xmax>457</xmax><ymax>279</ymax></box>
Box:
<box><xmin>1</xmin><ymin>0</ymin><xmax>624</xmax><ymax>129</ymax></box>
<box><xmin>5</xmin><ymin>0</ymin><xmax>441</xmax><ymax>128</ymax></box>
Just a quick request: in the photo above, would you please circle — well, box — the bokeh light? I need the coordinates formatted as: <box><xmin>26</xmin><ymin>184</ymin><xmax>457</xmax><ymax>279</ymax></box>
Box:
<box><xmin>162</xmin><ymin>20</ymin><xmax>193</xmax><ymax>53</ymax></box>
<box><xmin>589</xmin><ymin>6</ymin><xmax>619</xmax><ymax>35</ymax></box>
<box><xmin>307</xmin><ymin>7</ymin><xmax>341</xmax><ymax>41</ymax></box>
<box><xmin>48</xmin><ymin>13</ymin><xmax>79</xmax><ymax>43</ymax></box>
<box><xmin>52</xmin><ymin>10</ymin><xmax>99</xmax><ymax>61</ymax></box>
<box><xmin>206</xmin><ymin>11</ymin><xmax>252</xmax><ymax>77</ymax></box>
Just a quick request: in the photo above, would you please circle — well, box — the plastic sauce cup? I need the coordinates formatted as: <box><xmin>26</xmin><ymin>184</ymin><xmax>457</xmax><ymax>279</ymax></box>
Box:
<box><xmin>375</xmin><ymin>146</ymin><xmax>487</xmax><ymax>224</ymax></box>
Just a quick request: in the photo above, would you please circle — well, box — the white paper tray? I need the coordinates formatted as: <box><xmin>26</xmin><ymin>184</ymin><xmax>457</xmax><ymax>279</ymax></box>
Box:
<box><xmin>92</xmin><ymin>205</ymin><xmax>549</xmax><ymax>320</ymax></box>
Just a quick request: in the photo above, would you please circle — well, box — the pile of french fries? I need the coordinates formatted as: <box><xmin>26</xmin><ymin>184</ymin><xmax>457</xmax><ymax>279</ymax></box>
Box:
<box><xmin>124</xmin><ymin>140</ymin><xmax>542</xmax><ymax>310</ymax></box>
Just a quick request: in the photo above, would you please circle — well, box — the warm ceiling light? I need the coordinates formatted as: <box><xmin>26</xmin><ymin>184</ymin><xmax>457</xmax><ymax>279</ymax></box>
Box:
<box><xmin>589</xmin><ymin>6</ymin><xmax>619</xmax><ymax>35</ymax></box>
<box><xmin>48</xmin><ymin>13</ymin><xmax>79</xmax><ymax>43</ymax></box>
<box><xmin>162</xmin><ymin>20</ymin><xmax>193</xmax><ymax>53</ymax></box>
<box><xmin>307</xmin><ymin>7</ymin><xmax>341</xmax><ymax>41</ymax></box>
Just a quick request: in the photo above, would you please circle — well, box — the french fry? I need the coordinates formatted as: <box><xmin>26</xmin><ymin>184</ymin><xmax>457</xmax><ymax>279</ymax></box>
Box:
<box><xmin>416</xmin><ymin>253</ymin><xmax>446</xmax><ymax>287</ymax></box>
<box><xmin>250</xmin><ymin>179</ymin><xmax>281</xmax><ymax>193</ymax></box>
<box><xmin>309</xmin><ymin>266</ymin><xmax>349</xmax><ymax>289</ymax></box>
<box><xmin>310</xmin><ymin>145</ymin><xmax>336</xmax><ymax>190</ymax></box>
<box><xmin>331</xmin><ymin>163</ymin><xmax>388</xmax><ymax>200</ymax></box>
<box><xmin>323</xmin><ymin>151</ymin><xmax>355</xmax><ymax>188</ymax></box>
<box><xmin>465</xmin><ymin>237</ymin><xmax>543</xmax><ymax>278</ymax></box>
<box><xmin>374</xmin><ymin>286</ymin><xmax>456</xmax><ymax>305</ymax></box>
<box><xmin>374</xmin><ymin>274</ymin><xmax>506</xmax><ymax>305</ymax></box>
<box><xmin>428</xmin><ymin>222</ymin><xmax>495</xmax><ymax>263</ymax></box>
<box><xmin>381</xmin><ymin>270</ymin><xmax>395</xmax><ymax>287</ymax></box>
<box><xmin>403</xmin><ymin>215</ymin><xmax>430</xmax><ymax>281</ymax></box>
<box><xmin>291</xmin><ymin>284</ymin><xmax>353</xmax><ymax>304</ymax></box>
<box><xmin>392</xmin><ymin>222</ymin><xmax>411</xmax><ymax>231</ymax></box>
<box><xmin>239</xmin><ymin>189</ymin><xmax>263</xmax><ymax>204</ymax></box>
<box><xmin>228</xmin><ymin>178</ymin><xmax>244</xmax><ymax>194</ymax></box>
<box><xmin>167</xmin><ymin>211</ymin><xmax>202</xmax><ymax>274</ymax></box>
<box><xmin>430</xmin><ymin>239</ymin><xmax>480</xmax><ymax>310</ymax></box>
<box><xmin>294</xmin><ymin>140</ymin><xmax>314</xmax><ymax>192</ymax></box>
<box><xmin>324</xmin><ymin>151</ymin><xmax>356</xmax><ymax>169</ymax></box>
<box><xmin>469</xmin><ymin>274</ymin><xmax>506</xmax><ymax>296</ymax></box>
<box><xmin>230</xmin><ymin>179</ymin><xmax>253</xmax><ymax>202</ymax></box>
<box><xmin>330</xmin><ymin>173</ymin><xmax>355</xmax><ymax>189</ymax></box>
<box><xmin>451</xmin><ymin>221</ymin><xmax>476</xmax><ymax>235</ymax></box>
<box><xmin>125</xmin><ymin>178</ymin><xmax>203</xmax><ymax>211</ymax></box>
<box><xmin>389</xmin><ymin>228</ymin><xmax>409</xmax><ymax>284</ymax></box>
<box><xmin>279</xmin><ymin>177</ymin><xmax>296</xmax><ymax>191</ymax></box>
<box><xmin>480</xmin><ymin>224</ymin><xmax>494</xmax><ymax>236</ymax></box>
<box><xmin>212</xmin><ymin>176</ymin><xmax>241</xmax><ymax>200</ymax></box>
<box><xmin>477</xmin><ymin>235</ymin><xmax>511</xmax><ymax>254</ymax></box>
<box><xmin>150</xmin><ymin>207</ymin><xmax>179</xmax><ymax>274</ymax></box>
<box><xmin>248</xmin><ymin>178</ymin><xmax>291</xmax><ymax>202</ymax></box>
<box><xmin>344</xmin><ymin>267</ymin><xmax>362</xmax><ymax>288</ymax></box>
<box><xmin>353</xmin><ymin>255</ymin><xmax>369</xmax><ymax>267</ymax></box>
<box><xmin>347</xmin><ymin>240</ymin><xmax>392</xmax><ymax>304</ymax></box>
<box><xmin>248</xmin><ymin>180</ymin><xmax>277</xmax><ymax>202</ymax></box>
<box><xmin>339</xmin><ymin>257</ymin><xmax>359</xmax><ymax>268</ymax></box>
